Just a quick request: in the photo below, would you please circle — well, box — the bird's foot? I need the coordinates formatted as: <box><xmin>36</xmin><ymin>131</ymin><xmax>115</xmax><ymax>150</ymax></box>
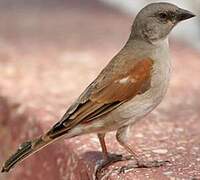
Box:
<box><xmin>95</xmin><ymin>154</ymin><xmax>122</xmax><ymax>173</ymax></box>
<box><xmin>118</xmin><ymin>159</ymin><xmax>170</xmax><ymax>174</ymax></box>
<box><xmin>94</xmin><ymin>154</ymin><xmax>170</xmax><ymax>179</ymax></box>
<box><xmin>94</xmin><ymin>154</ymin><xmax>140</xmax><ymax>179</ymax></box>
<box><xmin>94</xmin><ymin>154</ymin><xmax>124</xmax><ymax>179</ymax></box>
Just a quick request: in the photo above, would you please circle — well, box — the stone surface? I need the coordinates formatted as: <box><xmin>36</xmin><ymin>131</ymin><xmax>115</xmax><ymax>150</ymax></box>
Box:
<box><xmin>0</xmin><ymin>1</ymin><xmax>200</xmax><ymax>180</ymax></box>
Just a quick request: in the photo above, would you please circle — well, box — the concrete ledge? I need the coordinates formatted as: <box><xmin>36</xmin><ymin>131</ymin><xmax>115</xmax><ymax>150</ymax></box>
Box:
<box><xmin>0</xmin><ymin>1</ymin><xmax>200</xmax><ymax>179</ymax></box>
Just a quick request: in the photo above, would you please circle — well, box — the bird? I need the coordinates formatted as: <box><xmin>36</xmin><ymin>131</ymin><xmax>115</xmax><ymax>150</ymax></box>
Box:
<box><xmin>1</xmin><ymin>2</ymin><xmax>195</xmax><ymax>173</ymax></box>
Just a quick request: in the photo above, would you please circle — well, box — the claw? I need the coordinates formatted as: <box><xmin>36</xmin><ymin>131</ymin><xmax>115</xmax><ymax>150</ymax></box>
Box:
<box><xmin>94</xmin><ymin>154</ymin><xmax>123</xmax><ymax>180</ymax></box>
<box><xmin>137</xmin><ymin>160</ymin><xmax>170</xmax><ymax>168</ymax></box>
<box><xmin>118</xmin><ymin>160</ymin><xmax>171</xmax><ymax>174</ymax></box>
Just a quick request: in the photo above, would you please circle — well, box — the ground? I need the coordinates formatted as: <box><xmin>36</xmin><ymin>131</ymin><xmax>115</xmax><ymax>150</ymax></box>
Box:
<box><xmin>0</xmin><ymin>1</ymin><xmax>200</xmax><ymax>180</ymax></box>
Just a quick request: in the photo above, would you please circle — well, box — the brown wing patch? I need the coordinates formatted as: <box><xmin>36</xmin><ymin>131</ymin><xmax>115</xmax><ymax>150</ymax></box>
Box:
<box><xmin>69</xmin><ymin>58</ymin><xmax>153</xmax><ymax>123</ymax></box>
<box><xmin>91</xmin><ymin>59</ymin><xmax>153</xmax><ymax>103</ymax></box>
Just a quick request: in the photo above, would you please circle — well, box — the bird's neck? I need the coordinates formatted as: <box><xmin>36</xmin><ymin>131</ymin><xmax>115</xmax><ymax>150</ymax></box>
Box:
<box><xmin>150</xmin><ymin>36</ymin><xmax>169</xmax><ymax>47</ymax></box>
<box><xmin>125</xmin><ymin>35</ymin><xmax>169</xmax><ymax>56</ymax></box>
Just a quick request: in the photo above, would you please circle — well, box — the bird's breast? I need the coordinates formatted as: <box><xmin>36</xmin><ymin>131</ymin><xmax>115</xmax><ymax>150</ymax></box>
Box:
<box><xmin>116</xmin><ymin>51</ymin><xmax>171</xmax><ymax>124</ymax></box>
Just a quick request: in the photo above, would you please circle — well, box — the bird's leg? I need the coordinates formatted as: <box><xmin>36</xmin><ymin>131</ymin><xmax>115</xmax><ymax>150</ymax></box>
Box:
<box><xmin>116</xmin><ymin>126</ymin><xmax>169</xmax><ymax>173</ymax></box>
<box><xmin>95</xmin><ymin>133</ymin><xmax>123</xmax><ymax>178</ymax></box>
<box><xmin>116</xmin><ymin>126</ymin><xmax>140</xmax><ymax>163</ymax></box>
<box><xmin>97</xmin><ymin>133</ymin><xmax>109</xmax><ymax>160</ymax></box>
<box><xmin>97</xmin><ymin>133</ymin><xmax>123</xmax><ymax>164</ymax></box>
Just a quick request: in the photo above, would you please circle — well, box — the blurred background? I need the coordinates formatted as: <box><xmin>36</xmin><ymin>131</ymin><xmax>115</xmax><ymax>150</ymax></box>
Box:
<box><xmin>0</xmin><ymin>0</ymin><xmax>200</xmax><ymax>179</ymax></box>
<box><xmin>0</xmin><ymin>0</ymin><xmax>199</xmax><ymax>51</ymax></box>
<box><xmin>0</xmin><ymin>0</ymin><xmax>199</xmax><ymax>109</ymax></box>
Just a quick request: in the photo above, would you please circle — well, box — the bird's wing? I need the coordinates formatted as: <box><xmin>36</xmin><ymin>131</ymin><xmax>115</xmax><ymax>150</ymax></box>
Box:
<box><xmin>47</xmin><ymin>58</ymin><xmax>153</xmax><ymax>138</ymax></box>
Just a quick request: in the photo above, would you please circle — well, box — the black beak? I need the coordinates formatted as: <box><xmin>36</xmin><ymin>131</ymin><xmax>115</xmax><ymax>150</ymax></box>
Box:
<box><xmin>177</xmin><ymin>8</ymin><xmax>196</xmax><ymax>21</ymax></box>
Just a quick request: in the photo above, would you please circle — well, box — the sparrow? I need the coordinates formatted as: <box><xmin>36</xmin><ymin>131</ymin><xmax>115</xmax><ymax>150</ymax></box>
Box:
<box><xmin>1</xmin><ymin>2</ymin><xmax>195</xmax><ymax>173</ymax></box>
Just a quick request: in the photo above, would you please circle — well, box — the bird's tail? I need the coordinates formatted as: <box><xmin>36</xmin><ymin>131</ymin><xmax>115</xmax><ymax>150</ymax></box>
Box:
<box><xmin>1</xmin><ymin>135</ymin><xmax>52</xmax><ymax>173</ymax></box>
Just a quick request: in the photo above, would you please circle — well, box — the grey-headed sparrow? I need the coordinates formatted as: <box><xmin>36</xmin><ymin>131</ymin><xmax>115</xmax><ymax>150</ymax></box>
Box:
<box><xmin>1</xmin><ymin>2</ymin><xmax>195</xmax><ymax>173</ymax></box>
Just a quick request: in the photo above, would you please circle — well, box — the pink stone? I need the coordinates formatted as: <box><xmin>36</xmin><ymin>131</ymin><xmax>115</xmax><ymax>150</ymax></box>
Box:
<box><xmin>1</xmin><ymin>1</ymin><xmax>200</xmax><ymax>180</ymax></box>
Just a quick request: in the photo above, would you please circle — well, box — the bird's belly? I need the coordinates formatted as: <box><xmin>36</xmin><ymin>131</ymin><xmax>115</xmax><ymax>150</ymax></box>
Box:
<box><xmin>116</xmin><ymin>83</ymin><xmax>168</xmax><ymax>123</ymax></box>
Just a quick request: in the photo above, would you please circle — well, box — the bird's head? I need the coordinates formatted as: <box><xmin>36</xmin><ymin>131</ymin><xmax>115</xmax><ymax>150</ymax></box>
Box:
<box><xmin>131</xmin><ymin>2</ymin><xmax>195</xmax><ymax>43</ymax></box>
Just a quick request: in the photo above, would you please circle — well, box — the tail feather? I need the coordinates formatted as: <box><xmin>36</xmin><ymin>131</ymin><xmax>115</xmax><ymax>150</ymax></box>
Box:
<box><xmin>1</xmin><ymin>135</ymin><xmax>51</xmax><ymax>173</ymax></box>
<box><xmin>1</xmin><ymin>119</ymin><xmax>75</xmax><ymax>173</ymax></box>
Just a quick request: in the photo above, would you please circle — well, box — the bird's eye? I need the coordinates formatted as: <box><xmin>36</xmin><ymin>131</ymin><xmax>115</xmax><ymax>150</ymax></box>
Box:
<box><xmin>158</xmin><ymin>12</ymin><xmax>168</xmax><ymax>20</ymax></box>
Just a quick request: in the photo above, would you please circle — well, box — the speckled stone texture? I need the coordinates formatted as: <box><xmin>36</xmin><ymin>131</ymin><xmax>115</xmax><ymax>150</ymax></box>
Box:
<box><xmin>0</xmin><ymin>1</ymin><xmax>200</xmax><ymax>180</ymax></box>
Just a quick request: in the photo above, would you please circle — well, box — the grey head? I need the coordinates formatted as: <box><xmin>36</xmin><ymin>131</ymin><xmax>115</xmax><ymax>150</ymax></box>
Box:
<box><xmin>131</xmin><ymin>2</ymin><xmax>195</xmax><ymax>43</ymax></box>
